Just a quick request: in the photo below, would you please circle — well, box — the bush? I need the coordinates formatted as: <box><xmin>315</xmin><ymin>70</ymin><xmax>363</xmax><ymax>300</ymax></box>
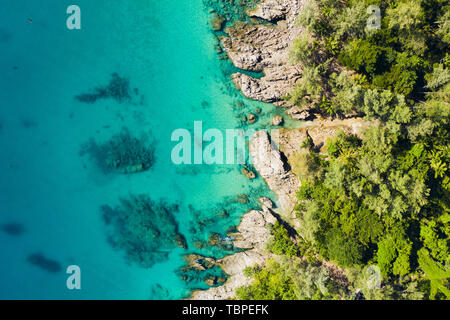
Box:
<box><xmin>267</xmin><ymin>222</ymin><xmax>301</xmax><ymax>258</ymax></box>
<box><xmin>325</xmin><ymin>227</ymin><xmax>365</xmax><ymax>267</ymax></box>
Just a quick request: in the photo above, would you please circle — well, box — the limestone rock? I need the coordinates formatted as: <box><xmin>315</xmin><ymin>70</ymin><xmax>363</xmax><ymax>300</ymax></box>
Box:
<box><xmin>203</xmin><ymin>275</ymin><xmax>226</xmax><ymax>287</ymax></box>
<box><xmin>249</xmin><ymin>130</ymin><xmax>300</xmax><ymax>213</ymax></box>
<box><xmin>247</xmin><ymin>0</ymin><xmax>288</xmax><ymax>22</ymax></box>
<box><xmin>184</xmin><ymin>254</ymin><xmax>216</xmax><ymax>271</ymax></box>
<box><xmin>190</xmin><ymin>209</ymin><xmax>277</xmax><ymax>300</ymax></box>
<box><xmin>241</xmin><ymin>167</ymin><xmax>256</xmax><ymax>179</ymax></box>
<box><xmin>271</xmin><ymin>115</ymin><xmax>284</xmax><ymax>126</ymax></box>
<box><xmin>247</xmin><ymin>113</ymin><xmax>257</xmax><ymax>124</ymax></box>
<box><xmin>287</xmin><ymin>106</ymin><xmax>313</xmax><ymax>121</ymax></box>
<box><xmin>258</xmin><ymin>197</ymin><xmax>274</xmax><ymax>211</ymax></box>
<box><xmin>174</xmin><ymin>233</ymin><xmax>188</xmax><ymax>249</ymax></box>
<box><xmin>221</xmin><ymin>0</ymin><xmax>304</xmax><ymax>109</ymax></box>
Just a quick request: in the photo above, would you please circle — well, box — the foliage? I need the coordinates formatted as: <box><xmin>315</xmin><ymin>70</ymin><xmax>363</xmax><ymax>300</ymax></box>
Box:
<box><xmin>267</xmin><ymin>222</ymin><xmax>302</xmax><ymax>258</ymax></box>
<box><xmin>289</xmin><ymin>0</ymin><xmax>449</xmax><ymax>112</ymax></box>
<box><xmin>325</xmin><ymin>227</ymin><xmax>365</xmax><ymax>267</ymax></box>
<box><xmin>247</xmin><ymin>0</ymin><xmax>449</xmax><ymax>300</ymax></box>
<box><xmin>236</xmin><ymin>258</ymin><xmax>348</xmax><ymax>300</ymax></box>
<box><xmin>289</xmin><ymin>148</ymin><xmax>322</xmax><ymax>181</ymax></box>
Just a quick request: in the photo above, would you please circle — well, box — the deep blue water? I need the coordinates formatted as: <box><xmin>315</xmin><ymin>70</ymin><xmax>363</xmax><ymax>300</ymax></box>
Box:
<box><xmin>0</xmin><ymin>0</ymin><xmax>295</xmax><ymax>299</ymax></box>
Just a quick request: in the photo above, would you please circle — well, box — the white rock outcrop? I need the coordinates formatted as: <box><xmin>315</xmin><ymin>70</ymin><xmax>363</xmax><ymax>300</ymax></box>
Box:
<box><xmin>221</xmin><ymin>0</ymin><xmax>304</xmax><ymax>109</ymax></box>
<box><xmin>249</xmin><ymin>130</ymin><xmax>300</xmax><ymax>213</ymax></box>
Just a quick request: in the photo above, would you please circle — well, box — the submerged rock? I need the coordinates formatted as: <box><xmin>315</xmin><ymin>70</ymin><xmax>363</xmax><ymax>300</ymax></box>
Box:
<box><xmin>247</xmin><ymin>113</ymin><xmax>257</xmax><ymax>124</ymax></box>
<box><xmin>174</xmin><ymin>234</ymin><xmax>188</xmax><ymax>249</ymax></box>
<box><xmin>236</xmin><ymin>194</ymin><xmax>250</xmax><ymax>204</ymax></box>
<box><xmin>204</xmin><ymin>274</ymin><xmax>226</xmax><ymax>287</ymax></box>
<box><xmin>207</xmin><ymin>232</ymin><xmax>222</xmax><ymax>247</ymax></box>
<box><xmin>193</xmin><ymin>240</ymin><xmax>207</xmax><ymax>249</ymax></box>
<box><xmin>184</xmin><ymin>254</ymin><xmax>216</xmax><ymax>272</ymax></box>
<box><xmin>210</xmin><ymin>14</ymin><xmax>226</xmax><ymax>31</ymax></box>
<box><xmin>241</xmin><ymin>166</ymin><xmax>256</xmax><ymax>179</ymax></box>
<box><xmin>190</xmin><ymin>209</ymin><xmax>277</xmax><ymax>300</ymax></box>
<box><xmin>208</xmin><ymin>232</ymin><xmax>234</xmax><ymax>251</ymax></box>
<box><xmin>27</xmin><ymin>253</ymin><xmax>62</xmax><ymax>273</ymax></box>
<box><xmin>1</xmin><ymin>223</ymin><xmax>25</xmax><ymax>236</ymax></box>
<box><xmin>219</xmin><ymin>210</ymin><xmax>229</xmax><ymax>218</ymax></box>
<box><xmin>75</xmin><ymin>73</ymin><xmax>133</xmax><ymax>104</ymax></box>
<box><xmin>20</xmin><ymin>118</ymin><xmax>38</xmax><ymax>129</ymax></box>
<box><xmin>204</xmin><ymin>0</ymin><xmax>258</xmax><ymax>23</ymax></box>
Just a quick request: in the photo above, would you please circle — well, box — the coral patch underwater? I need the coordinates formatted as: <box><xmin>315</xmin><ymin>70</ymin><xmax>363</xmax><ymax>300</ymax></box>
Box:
<box><xmin>101</xmin><ymin>195</ymin><xmax>187</xmax><ymax>268</ymax></box>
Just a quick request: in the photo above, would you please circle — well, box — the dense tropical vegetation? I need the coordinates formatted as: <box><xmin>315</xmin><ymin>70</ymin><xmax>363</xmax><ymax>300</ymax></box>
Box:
<box><xmin>238</xmin><ymin>0</ymin><xmax>449</xmax><ymax>300</ymax></box>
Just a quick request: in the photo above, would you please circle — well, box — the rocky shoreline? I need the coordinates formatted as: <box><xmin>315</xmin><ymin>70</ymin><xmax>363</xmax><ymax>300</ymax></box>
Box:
<box><xmin>220</xmin><ymin>0</ymin><xmax>304</xmax><ymax>112</ymax></box>
<box><xmin>188</xmin><ymin>116</ymin><xmax>367</xmax><ymax>299</ymax></box>
<box><xmin>190</xmin><ymin>203</ymin><xmax>277</xmax><ymax>300</ymax></box>
<box><xmin>188</xmin><ymin>0</ymin><xmax>367</xmax><ymax>300</ymax></box>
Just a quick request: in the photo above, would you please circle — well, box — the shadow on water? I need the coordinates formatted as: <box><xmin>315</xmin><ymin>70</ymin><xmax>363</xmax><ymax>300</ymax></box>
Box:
<box><xmin>27</xmin><ymin>253</ymin><xmax>62</xmax><ymax>273</ymax></box>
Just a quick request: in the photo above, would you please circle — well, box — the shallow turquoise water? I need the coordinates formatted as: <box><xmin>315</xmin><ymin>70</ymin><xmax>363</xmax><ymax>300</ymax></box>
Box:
<box><xmin>0</xmin><ymin>0</ymin><xmax>291</xmax><ymax>299</ymax></box>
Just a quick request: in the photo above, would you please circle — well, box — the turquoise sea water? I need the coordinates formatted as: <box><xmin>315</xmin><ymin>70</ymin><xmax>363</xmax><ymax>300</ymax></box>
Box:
<box><xmin>0</xmin><ymin>0</ymin><xmax>296</xmax><ymax>299</ymax></box>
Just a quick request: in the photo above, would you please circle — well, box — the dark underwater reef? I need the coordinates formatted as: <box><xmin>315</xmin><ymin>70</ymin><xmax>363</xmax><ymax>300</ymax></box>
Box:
<box><xmin>0</xmin><ymin>29</ymin><xmax>11</xmax><ymax>43</ymax></box>
<box><xmin>101</xmin><ymin>195</ymin><xmax>187</xmax><ymax>268</ymax></box>
<box><xmin>20</xmin><ymin>117</ymin><xmax>38</xmax><ymax>129</ymax></box>
<box><xmin>186</xmin><ymin>184</ymin><xmax>271</xmax><ymax>254</ymax></box>
<box><xmin>27</xmin><ymin>253</ymin><xmax>62</xmax><ymax>273</ymax></box>
<box><xmin>1</xmin><ymin>223</ymin><xmax>25</xmax><ymax>236</ymax></box>
<box><xmin>75</xmin><ymin>73</ymin><xmax>133</xmax><ymax>104</ymax></box>
<box><xmin>80</xmin><ymin>127</ymin><xmax>156</xmax><ymax>174</ymax></box>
